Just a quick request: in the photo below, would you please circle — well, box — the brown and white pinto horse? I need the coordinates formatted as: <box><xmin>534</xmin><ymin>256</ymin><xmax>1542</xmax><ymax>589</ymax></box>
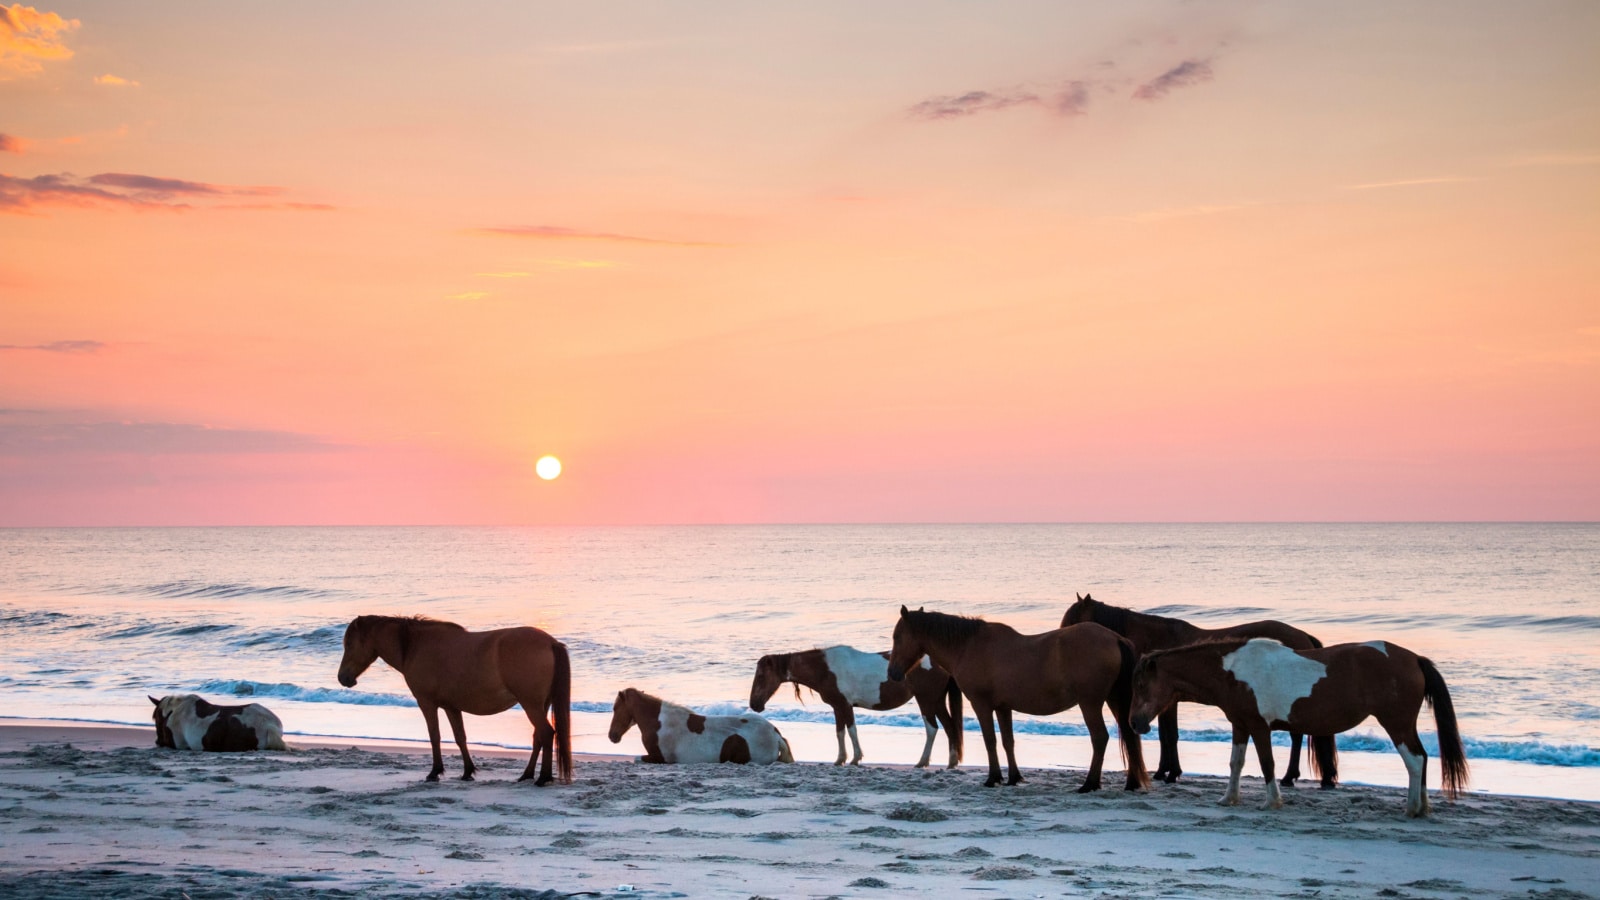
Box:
<box><xmin>1064</xmin><ymin>593</ymin><xmax>1333</xmax><ymax>787</ymax></box>
<box><xmin>749</xmin><ymin>645</ymin><xmax>963</xmax><ymax>768</ymax></box>
<box><xmin>887</xmin><ymin>606</ymin><xmax>1148</xmax><ymax>792</ymax></box>
<box><xmin>610</xmin><ymin>688</ymin><xmax>794</xmax><ymax>765</ymax></box>
<box><xmin>336</xmin><ymin>615</ymin><xmax>572</xmax><ymax>785</ymax></box>
<box><xmin>1130</xmin><ymin>638</ymin><xmax>1468</xmax><ymax>817</ymax></box>
<box><xmin>150</xmin><ymin>695</ymin><xmax>287</xmax><ymax>751</ymax></box>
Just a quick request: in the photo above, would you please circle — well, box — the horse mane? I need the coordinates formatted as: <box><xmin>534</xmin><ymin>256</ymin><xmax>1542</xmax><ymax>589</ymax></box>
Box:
<box><xmin>1076</xmin><ymin>596</ymin><xmax>1180</xmax><ymax>632</ymax></box>
<box><xmin>1138</xmin><ymin>636</ymin><xmax>1265</xmax><ymax>667</ymax></box>
<box><xmin>354</xmin><ymin>614</ymin><xmax>466</xmax><ymax>631</ymax></box>
<box><xmin>901</xmin><ymin>608</ymin><xmax>986</xmax><ymax>643</ymax></box>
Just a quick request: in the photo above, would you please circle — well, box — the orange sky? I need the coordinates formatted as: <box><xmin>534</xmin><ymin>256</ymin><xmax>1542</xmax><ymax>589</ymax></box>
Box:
<box><xmin>2</xmin><ymin>2</ymin><xmax>1597</xmax><ymax>524</ymax></box>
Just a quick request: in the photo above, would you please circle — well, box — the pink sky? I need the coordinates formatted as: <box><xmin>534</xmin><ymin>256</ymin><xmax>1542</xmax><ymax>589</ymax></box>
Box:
<box><xmin>2</xmin><ymin>2</ymin><xmax>1597</xmax><ymax>524</ymax></box>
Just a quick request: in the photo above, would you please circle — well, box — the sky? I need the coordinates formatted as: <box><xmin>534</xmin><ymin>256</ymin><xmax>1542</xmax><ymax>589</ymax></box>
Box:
<box><xmin>1</xmin><ymin>1</ymin><xmax>1597</xmax><ymax>525</ymax></box>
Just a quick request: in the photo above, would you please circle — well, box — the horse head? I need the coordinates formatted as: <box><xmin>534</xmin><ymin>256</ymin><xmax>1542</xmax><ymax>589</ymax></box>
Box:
<box><xmin>1061</xmin><ymin>592</ymin><xmax>1097</xmax><ymax>628</ymax></box>
<box><xmin>608</xmin><ymin>689</ymin><xmax>636</xmax><ymax>743</ymax></box>
<box><xmin>1128</xmin><ymin>655</ymin><xmax>1173</xmax><ymax>735</ymax></box>
<box><xmin>748</xmin><ymin>655</ymin><xmax>790</xmax><ymax>713</ymax></box>
<box><xmin>886</xmin><ymin>605</ymin><xmax>926</xmax><ymax>682</ymax></box>
<box><xmin>149</xmin><ymin>695</ymin><xmax>176</xmax><ymax>748</ymax></box>
<box><xmin>336</xmin><ymin>616</ymin><xmax>384</xmax><ymax>688</ymax></box>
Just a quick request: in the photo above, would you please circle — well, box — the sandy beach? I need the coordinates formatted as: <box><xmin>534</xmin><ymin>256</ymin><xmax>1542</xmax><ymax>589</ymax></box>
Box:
<box><xmin>1</xmin><ymin>721</ymin><xmax>1596</xmax><ymax>899</ymax></box>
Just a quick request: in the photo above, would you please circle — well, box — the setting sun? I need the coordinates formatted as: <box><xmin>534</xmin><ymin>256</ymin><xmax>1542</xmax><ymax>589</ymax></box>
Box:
<box><xmin>535</xmin><ymin>456</ymin><xmax>563</xmax><ymax>481</ymax></box>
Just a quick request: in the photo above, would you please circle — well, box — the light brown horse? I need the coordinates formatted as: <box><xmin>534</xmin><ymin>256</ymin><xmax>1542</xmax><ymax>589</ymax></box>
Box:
<box><xmin>1130</xmin><ymin>638</ymin><xmax>1468</xmax><ymax>817</ymax></box>
<box><xmin>749</xmin><ymin>645</ymin><xmax>963</xmax><ymax>768</ymax></box>
<box><xmin>1064</xmin><ymin>593</ymin><xmax>1333</xmax><ymax>787</ymax></box>
<box><xmin>887</xmin><ymin>605</ymin><xmax>1148</xmax><ymax>791</ymax></box>
<box><xmin>336</xmin><ymin>615</ymin><xmax>572</xmax><ymax>785</ymax></box>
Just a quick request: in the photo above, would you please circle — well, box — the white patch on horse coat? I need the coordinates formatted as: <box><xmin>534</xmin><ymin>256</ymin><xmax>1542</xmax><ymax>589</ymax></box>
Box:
<box><xmin>1221</xmin><ymin>741</ymin><xmax>1247</xmax><ymax>806</ymax></box>
<box><xmin>654</xmin><ymin>700</ymin><xmax>788</xmax><ymax>765</ymax></box>
<box><xmin>1363</xmin><ymin>640</ymin><xmax>1390</xmax><ymax>656</ymax></box>
<box><xmin>822</xmin><ymin>645</ymin><xmax>897</xmax><ymax>708</ymax></box>
<box><xmin>1221</xmin><ymin>639</ymin><xmax>1328</xmax><ymax>725</ymax></box>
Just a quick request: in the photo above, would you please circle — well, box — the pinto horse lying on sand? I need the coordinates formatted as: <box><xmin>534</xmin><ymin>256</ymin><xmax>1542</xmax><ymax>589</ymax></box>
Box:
<box><xmin>888</xmin><ymin>606</ymin><xmax>1148</xmax><ymax>792</ymax></box>
<box><xmin>749</xmin><ymin>645</ymin><xmax>963</xmax><ymax>768</ymax></box>
<box><xmin>150</xmin><ymin>695</ymin><xmax>287</xmax><ymax>752</ymax></box>
<box><xmin>1063</xmin><ymin>593</ymin><xmax>1333</xmax><ymax>788</ymax></box>
<box><xmin>610</xmin><ymin>688</ymin><xmax>794</xmax><ymax>765</ymax></box>
<box><xmin>1130</xmin><ymin>638</ymin><xmax>1468</xmax><ymax>817</ymax></box>
<box><xmin>336</xmin><ymin>615</ymin><xmax>572</xmax><ymax>785</ymax></box>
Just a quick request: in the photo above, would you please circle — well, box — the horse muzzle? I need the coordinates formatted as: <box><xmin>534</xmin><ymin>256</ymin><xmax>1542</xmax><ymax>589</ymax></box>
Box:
<box><xmin>1130</xmin><ymin>715</ymin><xmax>1152</xmax><ymax>735</ymax></box>
<box><xmin>337</xmin><ymin>672</ymin><xmax>357</xmax><ymax>688</ymax></box>
<box><xmin>749</xmin><ymin>698</ymin><xmax>766</xmax><ymax>713</ymax></box>
<box><xmin>886</xmin><ymin>664</ymin><xmax>905</xmax><ymax>682</ymax></box>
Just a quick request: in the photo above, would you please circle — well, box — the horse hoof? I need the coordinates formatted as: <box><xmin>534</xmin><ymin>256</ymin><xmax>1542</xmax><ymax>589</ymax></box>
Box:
<box><xmin>425</xmin><ymin>773</ymin><xmax>442</xmax><ymax>783</ymax></box>
<box><xmin>1075</xmin><ymin>782</ymin><xmax>1100</xmax><ymax>794</ymax></box>
<box><xmin>534</xmin><ymin>775</ymin><xmax>554</xmax><ymax>787</ymax></box>
<box><xmin>1279</xmin><ymin>776</ymin><xmax>1296</xmax><ymax>788</ymax></box>
<box><xmin>1217</xmin><ymin>796</ymin><xmax>1238</xmax><ymax>807</ymax></box>
<box><xmin>983</xmin><ymin>778</ymin><xmax>1000</xmax><ymax>788</ymax></box>
<box><xmin>1320</xmin><ymin>781</ymin><xmax>1337</xmax><ymax>791</ymax></box>
<box><xmin>460</xmin><ymin>773</ymin><xmax>475</xmax><ymax>782</ymax></box>
<box><xmin>913</xmin><ymin>761</ymin><xmax>929</xmax><ymax>769</ymax></box>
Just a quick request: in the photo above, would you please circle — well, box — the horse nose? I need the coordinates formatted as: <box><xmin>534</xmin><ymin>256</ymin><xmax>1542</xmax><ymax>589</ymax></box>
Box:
<box><xmin>750</xmin><ymin>699</ymin><xmax>765</xmax><ymax>712</ymax></box>
<box><xmin>338</xmin><ymin>673</ymin><xmax>356</xmax><ymax>688</ymax></box>
<box><xmin>887</xmin><ymin>665</ymin><xmax>904</xmax><ymax>682</ymax></box>
<box><xmin>1131</xmin><ymin>716</ymin><xmax>1150</xmax><ymax>735</ymax></box>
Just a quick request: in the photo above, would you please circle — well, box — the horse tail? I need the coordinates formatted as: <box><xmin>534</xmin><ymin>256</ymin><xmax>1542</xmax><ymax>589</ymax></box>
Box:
<box><xmin>1110</xmin><ymin>635</ymin><xmax>1150</xmax><ymax>789</ymax></box>
<box><xmin>551</xmin><ymin>641</ymin><xmax>574</xmax><ymax>785</ymax></box>
<box><xmin>1420</xmin><ymin>656</ymin><xmax>1468</xmax><ymax>799</ymax></box>
<box><xmin>1308</xmin><ymin>734</ymin><xmax>1339</xmax><ymax>785</ymax></box>
<box><xmin>945</xmin><ymin>676</ymin><xmax>965</xmax><ymax>763</ymax></box>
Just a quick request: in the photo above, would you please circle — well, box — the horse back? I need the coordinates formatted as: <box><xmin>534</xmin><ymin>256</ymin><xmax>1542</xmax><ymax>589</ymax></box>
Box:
<box><xmin>1208</xmin><ymin>619</ymin><xmax>1320</xmax><ymax>651</ymax></box>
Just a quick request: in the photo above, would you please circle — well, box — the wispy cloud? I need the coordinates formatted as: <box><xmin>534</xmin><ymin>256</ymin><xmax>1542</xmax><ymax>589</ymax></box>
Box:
<box><xmin>1132</xmin><ymin>59</ymin><xmax>1213</xmax><ymax>101</ymax></box>
<box><xmin>0</xmin><ymin>171</ymin><xmax>322</xmax><ymax>214</ymax></box>
<box><xmin>1342</xmin><ymin>176</ymin><xmax>1477</xmax><ymax>191</ymax></box>
<box><xmin>0</xmin><ymin>419</ymin><xmax>342</xmax><ymax>456</ymax></box>
<box><xmin>471</xmin><ymin>225</ymin><xmax>722</xmax><ymax>247</ymax></box>
<box><xmin>0</xmin><ymin>339</ymin><xmax>105</xmax><ymax>353</ymax></box>
<box><xmin>907</xmin><ymin>82</ymin><xmax>1098</xmax><ymax>121</ymax></box>
<box><xmin>92</xmin><ymin>72</ymin><xmax>138</xmax><ymax>87</ymax></box>
<box><xmin>474</xmin><ymin>271</ymin><xmax>532</xmax><ymax>278</ymax></box>
<box><xmin>447</xmin><ymin>291</ymin><xmax>490</xmax><ymax>301</ymax></box>
<box><xmin>0</xmin><ymin>132</ymin><xmax>24</xmax><ymax>154</ymax></box>
<box><xmin>0</xmin><ymin>4</ymin><xmax>78</xmax><ymax>79</ymax></box>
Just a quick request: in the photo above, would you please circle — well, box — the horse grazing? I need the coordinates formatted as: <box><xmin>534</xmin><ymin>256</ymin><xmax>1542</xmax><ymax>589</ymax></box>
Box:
<box><xmin>1064</xmin><ymin>592</ymin><xmax>1333</xmax><ymax>787</ymax></box>
<box><xmin>749</xmin><ymin>645</ymin><xmax>963</xmax><ymax>768</ymax></box>
<box><xmin>150</xmin><ymin>695</ymin><xmax>287</xmax><ymax>752</ymax></box>
<box><xmin>887</xmin><ymin>606</ymin><xmax>1148</xmax><ymax>792</ymax></box>
<box><xmin>336</xmin><ymin>615</ymin><xmax>572</xmax><ymax>785</ymax></box>
<box><xmin>610</xmin><ymin>688</ymin><xmax>794</xmax><ymax>765</ymax></box>
<box><xmin>1130</xmin><ymin>638</ymin><xmax>1468</xmax><ymax>817</ymax></box>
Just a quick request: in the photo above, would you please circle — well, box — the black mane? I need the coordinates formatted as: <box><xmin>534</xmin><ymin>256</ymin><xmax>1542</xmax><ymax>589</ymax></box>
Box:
<box><xmin>1075</xmin><ymin>596</ymin><xmax>1180</xmax><ymax>631</ymax></box>
<box><xmin>1137</xmin><ymin>636</ymin><xmax>1260</xmax><ymax>669</ymax></box>
<box><xmin>901</xmin><ymin>608</ymin><xmax>985</xmax><ymax>644</ymax></box>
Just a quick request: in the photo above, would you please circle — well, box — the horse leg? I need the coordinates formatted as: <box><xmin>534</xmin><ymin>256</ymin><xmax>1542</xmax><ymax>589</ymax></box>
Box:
<box><xmin>1281</xmin><ymin>730</ymin><xmax>1303</xmax><ymax>787</ymax></box>
<box><xmin>1219</xmin><ymin>724</ymin><xmax>1248</xmax><ymax>806</ymax></box>
<box><xmin>996</xmin><ymin>708</ymin><xmax>1024</xmax><ymax>786</ymax></box>
<box><xmin>1078</xmin><ymin>703</ymin><xmax>1108</xmax><ymax>793</ymax></box>
<box><xmin>1251</xmin><ymin>724</ymin><xmax>1282</xmax><ymax>810</ymax></box>
<box><xmin>443</xmin><ymin>708</ymin><xmax>476</xmax><ymax>781</ymax></box>
<box><xmin>520</xmin><ymin>702</ymin><xmax>556</xmax><ymax>785</ymax></box>
<box><xmin>419</xmin><ymin>702</ymin><xmax>445</xmax><ymax>782</ymax></box>
<box><xmin>973</xmin><ymin>702</ymin><xmax>1003</xmax><ymax>787</ymax></box>
<box><xmin>831</xmin><ymin>703</ymin><xmax>862</xmax><ymax>766</ymax></box>
<box><xmin>1384</xmin><ymin>721</ymin><xmax>1430</xmax><ymax>817</ymax></box>
<box><xmin>1155</xmin><ymin>706</ymin><xmax>1182</xmax><ymax>783</ymax></box>
<box><xmin>915</xmin><ymin>712</ymin><xmax>938</xmax><ymax>769</ymax></box>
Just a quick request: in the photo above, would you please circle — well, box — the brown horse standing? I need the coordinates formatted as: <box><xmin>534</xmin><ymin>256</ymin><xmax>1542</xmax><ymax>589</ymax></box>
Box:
<box><xmin>749</xmin><ymin>645</ymin><xmax>963</xmax><ymax>768</ymax></box>
<box><xmin>887</xmin><ymin>606</ymin><xmax>1148</xmax><ymax>792</ymax></box>
<box><xmin>1129</xmin><ymin>638</ymin><xmax>1468</xmax><ymax>817</ymax></box>
<box><xmin>1064</xmin><ymin>593</ymin><xmax>1333</xmax><ymax>787</ymax></box>
<box><xmin>336</xmin><ymin>615</ymin><xmax>572</xmax><ymax>785</ymax></box>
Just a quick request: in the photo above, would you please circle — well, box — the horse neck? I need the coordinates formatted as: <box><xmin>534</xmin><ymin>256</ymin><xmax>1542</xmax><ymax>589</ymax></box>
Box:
<box><xmin>370</xmin><ymin>619</ymin><xmax>410</xmax><ymax>671</ymax></box>
<box><xmin>912</xmin><ymin>627</ymin><xmax>977</xmax><ymax>675</ymax></box>
<box><xmin>1162</xmin><ymin>648</ymin><xmax>1232</xmax><ymax>699</ymax></box>
<box><xmin>787</xmin><ymin>650</ymin><xmax>827</xmax><ymax>688</ymax></box>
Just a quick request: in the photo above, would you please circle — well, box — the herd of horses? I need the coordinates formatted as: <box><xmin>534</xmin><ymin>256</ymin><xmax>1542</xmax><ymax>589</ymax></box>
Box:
<box><xmin>160</xmin><ymin>593</ymin><xmax>1470</xmax><ymax>818</ymax></box>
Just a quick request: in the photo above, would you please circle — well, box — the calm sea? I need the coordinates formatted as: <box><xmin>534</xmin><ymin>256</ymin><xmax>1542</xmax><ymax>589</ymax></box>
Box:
<box><xmin>2</xmin><ymin>525</ymin><xmax>1596</xmax><ymax>799</ymax></box>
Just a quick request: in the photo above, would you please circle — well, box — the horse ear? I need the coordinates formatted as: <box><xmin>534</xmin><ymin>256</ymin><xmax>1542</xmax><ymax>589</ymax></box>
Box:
<box><xmin>900</xmin><ymin>605</ymin><xmax>909</xmax><ymax>616</ymax></box>
<box><xmin>1084</xmin><ymin>593</ymin><xmax>1094</xmax><ymax>602</ymax></box>
<box><xmin>149</xmin><ymin>695</ymin><xmax>160</xmax><ymax>706</ymax></box>
<box><xmin>1076</xmin><ymin>592</ymin><xmax>1083</xmax><ymax>601</ymax></box>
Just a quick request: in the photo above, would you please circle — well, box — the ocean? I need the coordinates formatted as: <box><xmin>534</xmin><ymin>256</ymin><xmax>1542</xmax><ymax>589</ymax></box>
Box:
<box><xmin>2</xmin><ymin>524</ymin><xmax>1596</xmax><ymax>800</ymax></box>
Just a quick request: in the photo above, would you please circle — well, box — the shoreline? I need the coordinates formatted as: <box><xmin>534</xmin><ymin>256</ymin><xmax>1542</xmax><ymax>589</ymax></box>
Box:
<box><xmin>3</xmin><ymin>721</ymin><xmax>1597</xmax><ymax>899</ymax></box>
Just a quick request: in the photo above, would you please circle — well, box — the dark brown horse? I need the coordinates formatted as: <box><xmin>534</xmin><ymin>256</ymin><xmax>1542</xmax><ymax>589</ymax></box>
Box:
<box><xmin>1064</xmin><ymin>593</ymin><xmax>1333</xmax><ymax>787</ymax></box>
<box><xmin>887</xmin><ymin>606</ymin><xmax>1148</xmax><ymax>792</ymax></box>
<box><xmin>1130</xmin><ymin>638</ymin><xmax>1468</xmax><ymax>816</ymax></box>
<box><xmin>749</xmin><ymin>645</ymin><xmax>963</xmax><ymax>768</ymax></box>
<box><xmin>336</xmin><ymin>615</ymin><xmax>572</xmax><ymax>785</ymax></box>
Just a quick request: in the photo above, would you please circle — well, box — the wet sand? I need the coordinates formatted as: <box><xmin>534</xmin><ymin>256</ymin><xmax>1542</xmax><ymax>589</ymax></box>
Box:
<box><xmin>1</xmin><ymin>721</ymin><xmax>1596</xmax><ymax>899</ymax></box>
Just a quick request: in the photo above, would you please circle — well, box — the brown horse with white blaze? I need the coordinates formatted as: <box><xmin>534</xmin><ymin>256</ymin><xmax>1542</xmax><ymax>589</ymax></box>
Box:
<box><xmin>887</xmin><ymin>606</ymin><xmax>1148</xmax><ymax>792</ymax></box>
<box><xmin>336</xmin><ymin>615</ymin><xmax>572</xmax><ymax>785</ymax></box>
<box><xmin>749</xmin><ymin>645</ymin><xmax>963</xmax><ymax>768</ymax></box>
<box><xmin>1063</xmin><ymin>593</ymin><xmax>1333</xmax><ymax>787</ymax></box>
<box><xmin>1129</xmin><ymin>638</ymin><xmax>1468</xmax><ymax>817</ymax></box>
